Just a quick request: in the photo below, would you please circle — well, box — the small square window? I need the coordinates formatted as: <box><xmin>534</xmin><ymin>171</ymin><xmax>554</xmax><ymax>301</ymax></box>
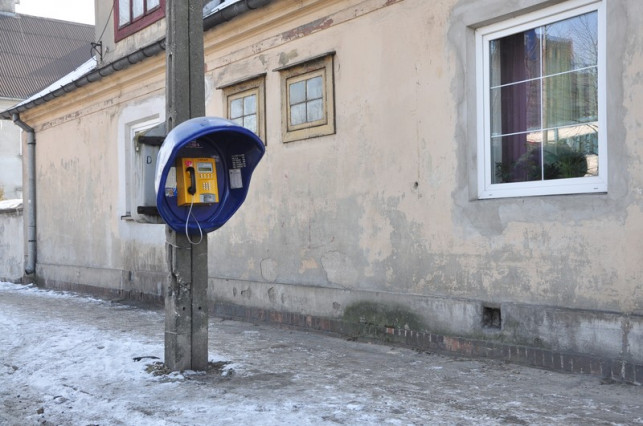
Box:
<box><xmin>476</xmin><ymin>0</ymin><xmax>606</xmax><ymax>199</ymax></box>
<box><xmin>221</xmin><ymin>75</ymin><xmax>266</xmax><ymax>143</ymax></box>
<box><xmin>278</xmin><ymin>53</ymin><xmax>335</xmax><ymax>143</ymax></box>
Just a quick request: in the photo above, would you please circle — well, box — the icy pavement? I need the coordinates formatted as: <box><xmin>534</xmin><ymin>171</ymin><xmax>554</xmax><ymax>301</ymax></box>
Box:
<box><xmin>1</xmin><ymin>282</ymin><xmax>641</xmax><ymax>425</ymax></box>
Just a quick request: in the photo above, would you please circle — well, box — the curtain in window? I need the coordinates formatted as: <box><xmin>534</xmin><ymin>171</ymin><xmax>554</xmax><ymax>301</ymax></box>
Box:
<box><xmin>489</xmin><ymin>12</ymin><xmax>598</xmax><ymax>184</ymax></box>
<box><xmin>490</xmin><ymin>29</ymin><xmax>541</xmax><ymax>183</ymax></box>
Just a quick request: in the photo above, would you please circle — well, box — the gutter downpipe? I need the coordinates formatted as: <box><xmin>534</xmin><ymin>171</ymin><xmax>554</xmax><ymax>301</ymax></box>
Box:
<box><xmin>12</xmin><ymin>113</ymin><xmax>36</xmax><ymax>277</ymax></box>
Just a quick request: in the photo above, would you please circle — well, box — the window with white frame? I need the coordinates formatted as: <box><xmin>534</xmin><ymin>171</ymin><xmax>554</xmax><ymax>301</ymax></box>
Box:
<box><xmin>476</xmin><ymin>0</ymin><xmax>606</xmax><ymax>199</ymax></box>
<box><xmin>278</xmin><ymin>53</ymin><xmax>335</xmax><ymax>143</ymax></box>
<box><xmin>221</xmin><ymin>75</ymin><xmax>266</xmax><ymax>143</ymax></box>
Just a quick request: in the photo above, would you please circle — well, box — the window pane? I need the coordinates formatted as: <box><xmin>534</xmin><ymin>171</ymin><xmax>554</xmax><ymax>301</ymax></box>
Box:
<box><xmin>491</xmin><ymin>134</ymin><xmax>542</xmax><ymax>183</ymax></box>
<box><xmin>291</xmin><ymin>103</ymin><xmax>306</xmax><ymax>126</ymax></box>
<box><xmin>133</xmin><ymin>0</ymin><xmax>144</xmax><ymax>19</ymax></box>
<box><xmin>307</xmin><ymin>76</ymin><xmax>323</xmax><ymax>100</ymax></box>
<box><xmin>543</xmin><ymin>143</ymin><xmax>589</xmax><ymax>180</ymax></box>
<box><xmin>118</xmin><ymin>0</ymin><xmax>130</xmax><ymax>26</ymax></box>
<box><xmin>244</xmin><ymin>114</ymin><xmax>257</xmax><ymax>133</ymax></box>
<box><xmin>231</xmin><ymin>118</ymin><xmax>243</xmax><ymax>126</ymax></box>
<box><xmin>490</xmin><ymin>29</ymin><xmax>541</xmax><ymax>87</ymax></box>
<box><xmin>307</xmin><ymin>99</ymin><xmax>324</xmax><ymax>123</ymax></box>
<box><xmin>244</xmin><ymin>94</ymin><xmax>257</xmax><ymax>115</ymax></box>
<box><xmin>548</xmin><ymin>123</ymin><xmax>599</xmax><ymax>156</ymax></box>
<box><xmin>543</xmin><ymin>12</ymin><xmax>598</xmax><ymax>75</ymax></box>
<box><xmin>543</xmin><ymin>70</ymin><xmax>597</xmax><ymax>128</ymax></box>
<box><xmin>543</xmin><ymin>124</ymin><xmax>598</xmax><ymax>179</ymax></box>
<box><xmin>147</xmin><ymin>0</ymin><xmax>160</xmax><ymax>10</ymax></box>
<box><xmin>490</xmin><ymin>79</ymin><xmax>541</xmax><ymax>136</ymax></box>
<box><xmin>230</xmin><ymin>98</ymin><xmax>243</xmax><ymax>119</ymax></box>
<box><xmin>289</xmin><ymin>81</ymin><xmax>306</xmax><ymax>105</ymax></box>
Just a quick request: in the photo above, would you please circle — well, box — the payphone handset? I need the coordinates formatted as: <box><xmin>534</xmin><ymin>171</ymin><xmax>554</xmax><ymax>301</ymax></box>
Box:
<box><xmin>176</xmin><ymin>157</ymin><xmax>219</xmax><ymax>206</ymax></box>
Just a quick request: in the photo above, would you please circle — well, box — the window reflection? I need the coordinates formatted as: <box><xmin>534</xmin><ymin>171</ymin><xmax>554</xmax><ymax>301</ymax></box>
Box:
<box><xmin>229</xmin><ymin>94</ymin><xmax>258</xmax><ymax>134</ymax></box>
<box><xmin>119</xmin><ymin>0</ymin><xmax>130</xmax><ymax>25</ymax></box>
<box><xmin>489</xmin><ymin>11</ymin><xmax>598</xmax><ymax>184</ymax></box>
<box><xmin>492</xmin><ymin>123</ymin><xmax>598</xmax><ymax>183</ymax></box>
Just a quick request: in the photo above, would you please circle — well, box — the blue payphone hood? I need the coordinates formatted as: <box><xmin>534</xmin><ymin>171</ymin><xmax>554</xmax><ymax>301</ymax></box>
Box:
<box><xmin>155</xmin><ymin>116</ymin><xmax>265</xmax><ymax>234</ymax></box>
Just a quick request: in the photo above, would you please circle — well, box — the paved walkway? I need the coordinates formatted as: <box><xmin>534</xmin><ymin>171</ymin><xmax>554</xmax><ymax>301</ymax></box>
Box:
<box><xmin>1</xmin><ymin>282</ymin><xmax>641</xmax><ymax>425</ymax></box>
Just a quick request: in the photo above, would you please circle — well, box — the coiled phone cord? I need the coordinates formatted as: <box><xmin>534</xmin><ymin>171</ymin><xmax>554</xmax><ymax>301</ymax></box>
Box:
<box><xmin>185</xmin><ymin>199</ymin><xmax>204</xmax><ymax>245</ymax></box>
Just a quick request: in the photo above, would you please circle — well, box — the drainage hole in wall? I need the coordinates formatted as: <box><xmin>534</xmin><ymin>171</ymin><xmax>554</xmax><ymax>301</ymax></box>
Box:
<box><xmin>482</xmin><ymin>306</ymin><xmax>501</xmax><ymax>330</ymax></box>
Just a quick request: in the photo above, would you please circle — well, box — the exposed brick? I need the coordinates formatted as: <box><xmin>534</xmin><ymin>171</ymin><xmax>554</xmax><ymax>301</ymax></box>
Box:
<box><xmin>321</xmin><ymin>318</ymin><xmax>331</xmax><ymax>331</ymax></box>
<box><xmin>270</xmin><ymin>311</ymin><xmax>282</xmax><ymax>324</ymax></box>
<box><xmin>109</xmin><ymin>298</ymin><xmax>643</xmax><ymax>385</ymax></box>
<box><xmin>526</xmin><ymin>348</ymin><xmax>537</xmax><ymax>366</ymax></box>
<box><xmin>329</xmin><ymin>319</ymin><xmax>342</xmax><ymax>334</ymax></box>
<box><xmin>600</xmin><ymin>359</ymin><xmax>612</xmax><ymax>379</ymax></box>
<box><xmin>422</xmin><ymin>333</ymin><xmax>432</xmax><ymax>349</ymax></box>
<box><xmin>551</xmin><ymin>353</ymin><xmax>563</xmax><ymax>371</ymax></box>
<box><xmin>445</xmin><ymin>337</ymin><xmax>474</xmax><ymax>356</ymax></box>
<box><xmin>572</xmin><ymin>356</ymin><xmax>588</xmax><ymax>374</ymax></box>
<box><xmin>562</xmin><ymin>354</ymin><xmax>574</xmax><ymax>373</ymax></box>
<box><xmin>508</xmin><ymin>346</ymin><xmax>521</xmax><ymax>363</ymax></box>
<box><xmin>542</xmin><ymin>350</ymin><xmax>554</xmax><ymax>369</ymax></box>
<box><xmin>623</xmin><ymin>362</ymin><xmax>635</xmax><ymax>383</ymax></box>
<box><xmin>635</xmin><ymin>364</ymin><xmax>643</xmax><ymax>385</ymax></box>
<box><xmin>588</xmin><ymin>358</ymin><xmax>602</xmax><ymax>376</ymax></box>
<box><xmin>611</xmin><ymin>360</ymin><xmax>625</xmax><ymax>381</ymax></box>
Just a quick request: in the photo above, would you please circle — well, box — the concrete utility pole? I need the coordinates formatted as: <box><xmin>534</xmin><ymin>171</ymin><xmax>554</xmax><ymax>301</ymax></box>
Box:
<box><xmin>164</xmin><ymin>0</ymin><xmax>208</xmax><ymax>371</ymax></box>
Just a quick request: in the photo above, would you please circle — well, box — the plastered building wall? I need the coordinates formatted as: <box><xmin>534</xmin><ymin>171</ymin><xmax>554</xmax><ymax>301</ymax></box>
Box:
<box><xmin>0</xmin><ymin>200</ymin><xmax>23</xmax><ymax>282</ymax></box>
<box><xmin>16</xmin><ymin>0</ymin><xmax>642</xmax><ymax>363</ymax></box>
<box><xmin>0</xmin><ymin>98</ymin><xmax>23</xmax><ymax>199</ymax></box>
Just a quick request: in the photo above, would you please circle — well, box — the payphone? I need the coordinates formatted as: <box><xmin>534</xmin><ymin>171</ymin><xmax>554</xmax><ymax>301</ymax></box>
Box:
<box><xmin>176</xmin><ymin>157</ymin><xmax>219</xmax><ymax>206</ymax></box>
<box><xmin>155</xmin><ymin>117</ymin><xmax>265</xmax><ymax>235</ymax></box>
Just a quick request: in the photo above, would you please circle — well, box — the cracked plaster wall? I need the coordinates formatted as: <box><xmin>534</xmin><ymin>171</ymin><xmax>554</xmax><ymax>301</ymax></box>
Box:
<box><xmin>207</xmin><ymin>0</ymin><xmax>642</xmax><ymax>318</ymax></box>
<box><xmin>8</xmin><ymin>0</ymin><xmax>642</xmax><ymax>361</ymax></box>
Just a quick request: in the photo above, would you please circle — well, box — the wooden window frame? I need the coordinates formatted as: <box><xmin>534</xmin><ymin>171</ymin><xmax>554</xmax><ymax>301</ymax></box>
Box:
<box><xmin>221</xmin><ymin>75</ymin><xmax>267</xmax><ymax>144</ymax></box>
<box><xmin>278</xmin><ymin>53</ymin><xmax>335</xmax><ymax>143</ymax></box>
<box><xmin>114</xmin><ymin>0</ymin><xmax>166</xmax><ymax>42</ymax></box>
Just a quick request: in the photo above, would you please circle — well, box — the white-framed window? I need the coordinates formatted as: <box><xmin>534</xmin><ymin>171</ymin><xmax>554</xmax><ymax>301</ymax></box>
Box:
<box><xmin>476</xmin><ymin>0</ymin><xmax>606</xmax><ymax>199</ymax></box>
<box><xmin>124</xmin><ymin>118</ymin><xmax>160</xmax><ymax>219</ymax></box>
<box><xmin>116</xmin><ymin>97</ymin><xmax>164</xmax><ymax>222</ymax></box>
<box><xmin>277</xmin><ymin>53</ymin><xmax>335</xmax><ymax>143</ymax></box>
<box><xmin>221</xmin><ymin>75</ymin><xmax>266</xmax><ymax>143</ymax></box>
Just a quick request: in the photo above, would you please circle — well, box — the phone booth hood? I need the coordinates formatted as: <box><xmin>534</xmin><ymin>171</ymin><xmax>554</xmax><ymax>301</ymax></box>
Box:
<box><xmin>155</xmin><ymin>117</ymin><xmax>265</xmax><ymax>233</ymax></box>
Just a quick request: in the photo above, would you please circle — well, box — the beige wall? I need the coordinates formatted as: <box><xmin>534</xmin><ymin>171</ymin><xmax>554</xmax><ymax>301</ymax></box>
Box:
<box><xmin>200</xmin><ymin>0</ymin><xmax>642</xmax><ymax>313</ymax></box>
<box><xmin>17</xmin><ymin>0</ymin><xmax>643</xmax><ymax>361</ymax></box>
<box><xmin>21</xmin><ymin>53</ymin><xmax>167</xmax><ymax>294</ymax></box>
<box><xmin>94</xmin><ymin>0</ymin><xmax>165</xmax><ymax>66</ymax></box>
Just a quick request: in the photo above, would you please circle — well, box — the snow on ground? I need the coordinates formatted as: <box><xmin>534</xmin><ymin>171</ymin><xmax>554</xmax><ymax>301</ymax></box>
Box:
<box><xmin>1</xmin><ymin>281</ymin><xmax>642</xmax><ymax>425</ymax></box>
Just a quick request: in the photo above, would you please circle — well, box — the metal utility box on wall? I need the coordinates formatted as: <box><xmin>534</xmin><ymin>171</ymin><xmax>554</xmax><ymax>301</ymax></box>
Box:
<box><xmin>132</xmin><ymin>122</ymin><xmax>166</xmax><ymax>223</ymax></box>
<box><xmin>155</xmin><ymin>116</ymin><xmax>265</xmax><ymax>234</ymax></box>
